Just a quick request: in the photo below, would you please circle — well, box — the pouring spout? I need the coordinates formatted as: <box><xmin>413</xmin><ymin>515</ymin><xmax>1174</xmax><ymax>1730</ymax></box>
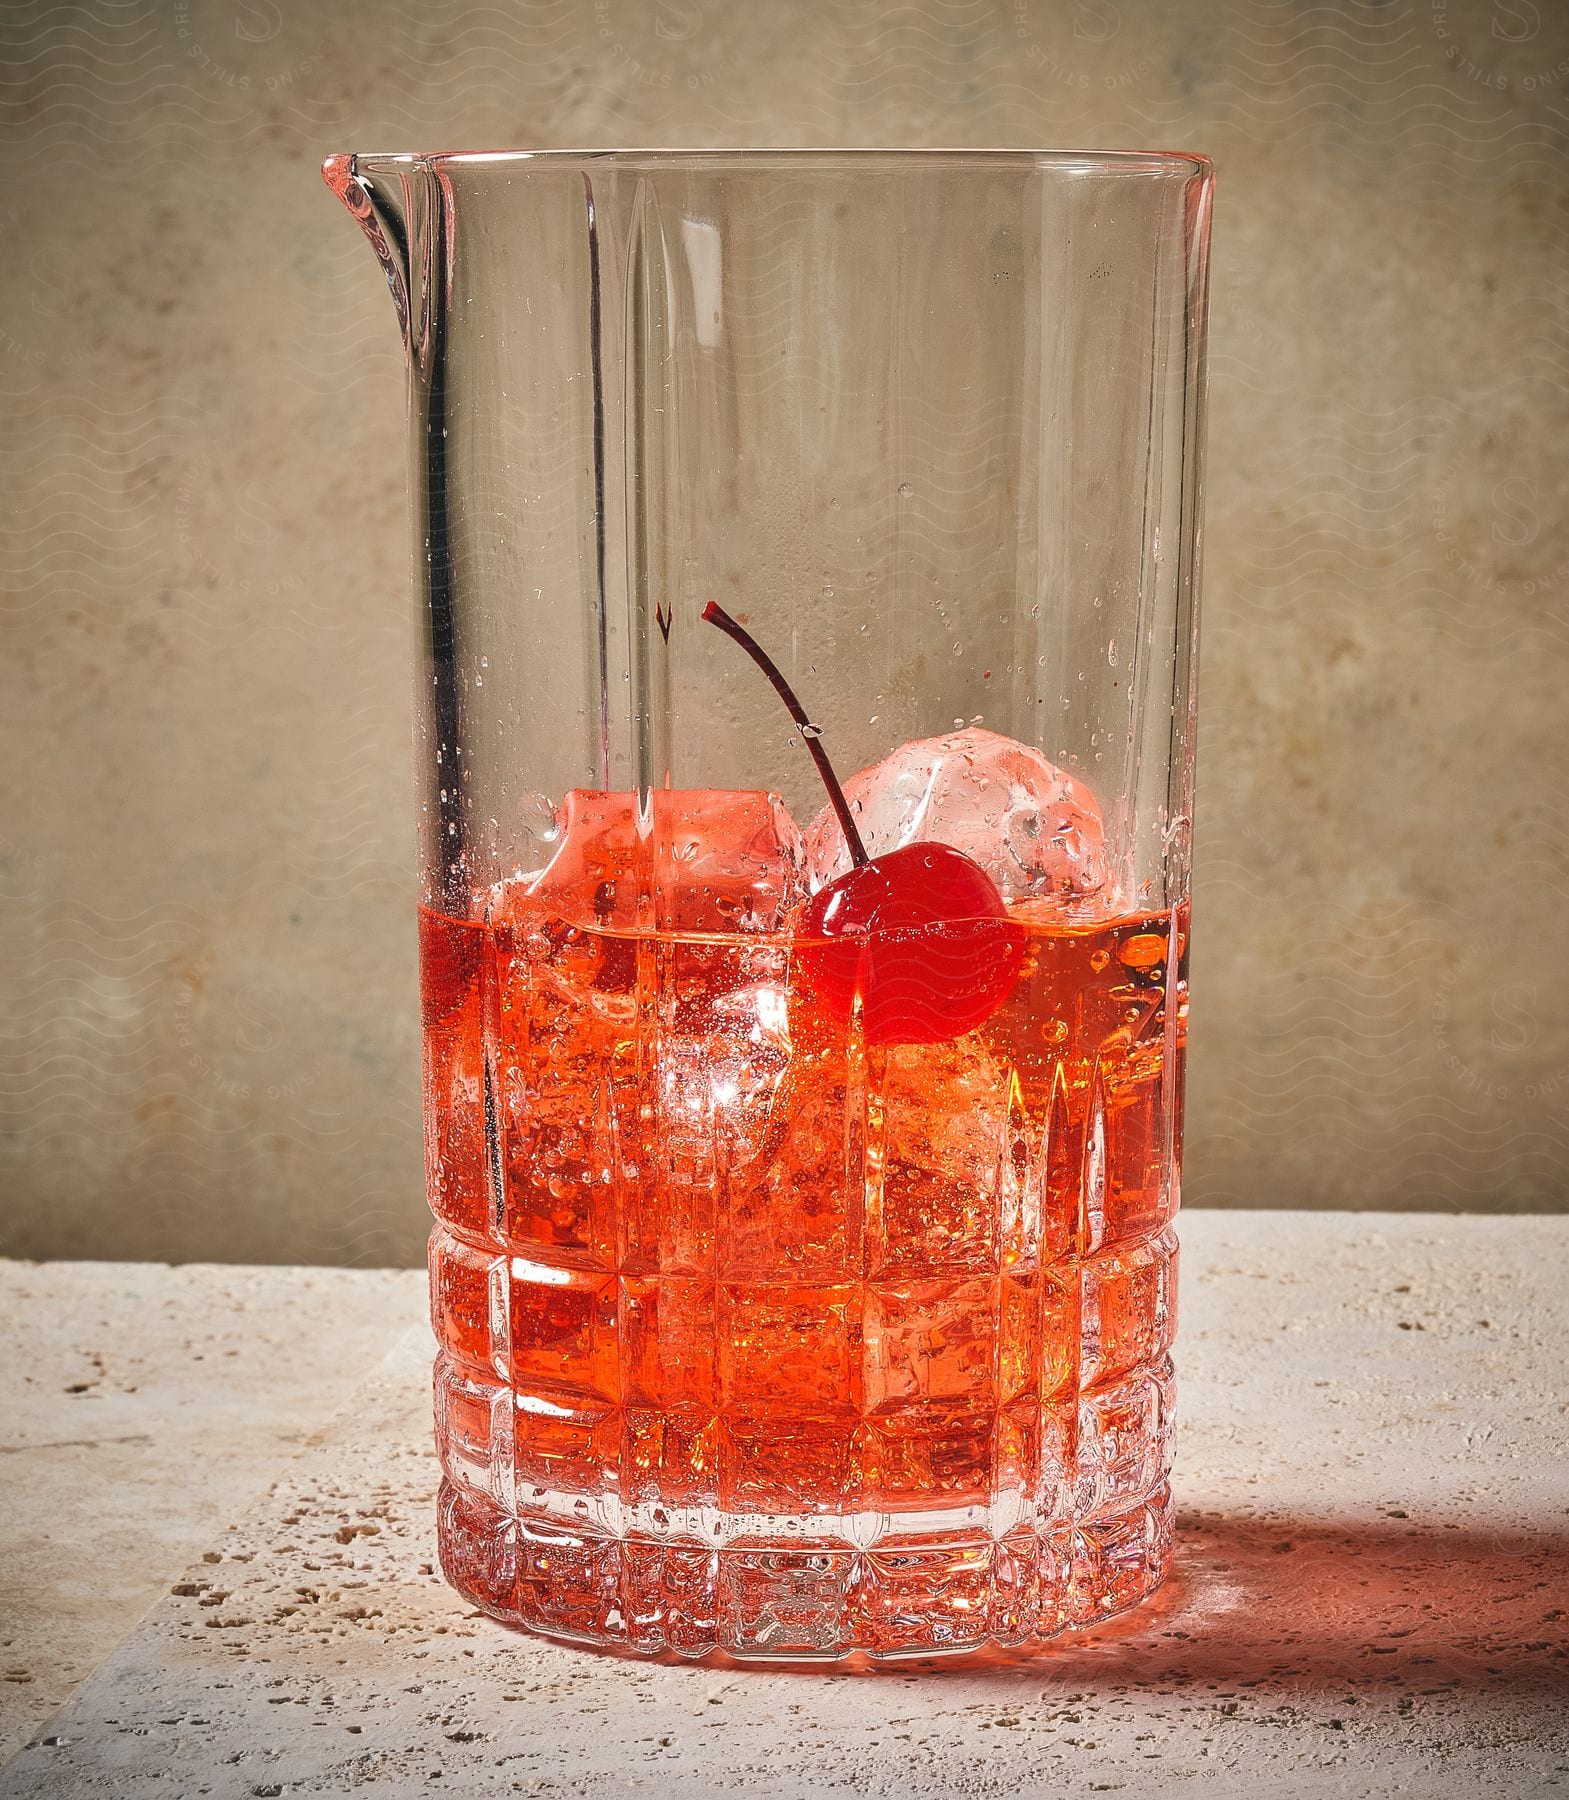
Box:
<box><xmin>322</xmin><ymin>152</ymin><xmax>413</xmax><ymax>344</ymax></box>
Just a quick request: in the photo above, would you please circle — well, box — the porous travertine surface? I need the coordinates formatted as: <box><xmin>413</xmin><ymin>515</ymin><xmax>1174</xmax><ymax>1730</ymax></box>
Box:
<box><xmin>0</xmin><ymin>1261</ymin><xmax>417</xmax><ymax>1763</ymax></box>
<box><xmin>3</xmin><ymin>1213</ymin><xmax>1565</xmax><ymax>1798</ymax></box>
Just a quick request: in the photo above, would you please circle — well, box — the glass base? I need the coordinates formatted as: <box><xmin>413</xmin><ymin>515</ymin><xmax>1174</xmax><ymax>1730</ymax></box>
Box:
<box><xmin>436</xmin><ymin>1478</ymin><xmax>1173</xmax><ymax>1661</ymax></box>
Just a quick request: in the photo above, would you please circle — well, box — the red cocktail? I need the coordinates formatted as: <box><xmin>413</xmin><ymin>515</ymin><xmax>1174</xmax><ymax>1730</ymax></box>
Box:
<box><xmin>423</xmin><ymin>615</ymin><xmax>1184</xmax><ymax>1656</ymax></box>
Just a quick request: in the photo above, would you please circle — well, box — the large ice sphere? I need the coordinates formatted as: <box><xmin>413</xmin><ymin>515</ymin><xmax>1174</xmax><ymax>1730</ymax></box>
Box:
<box><xmin>517</xmin><ymin>788</ymin><xmax>806</xmax><ymax>933</ymax></box>
<box><xmin>803</xmin><ymin>727</ymin><xmax>1107</xmax><ymax>904</ymax></box>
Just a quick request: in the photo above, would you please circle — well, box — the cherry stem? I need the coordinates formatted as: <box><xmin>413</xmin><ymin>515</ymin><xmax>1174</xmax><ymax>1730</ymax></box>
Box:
<box><xmin>702</xmin><ymin>601</ymin><xmax>869</xmax><ymax>868</ymax></box>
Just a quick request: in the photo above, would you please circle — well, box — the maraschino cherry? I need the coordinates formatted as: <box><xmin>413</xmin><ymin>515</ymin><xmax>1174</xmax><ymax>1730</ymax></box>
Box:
<box><xmin>703</xmin><ymin>602</ymin><xmax>1025</xmax><ymax>1045</ymax></box>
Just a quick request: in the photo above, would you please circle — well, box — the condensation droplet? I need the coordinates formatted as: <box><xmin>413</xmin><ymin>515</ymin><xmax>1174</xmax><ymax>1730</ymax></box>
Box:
<box><xmin>897</xmin><ymin>481</ymin><xmax>914</xmax><ymax>498</ymax></box>
<box><xmin>1107</xmin><ymin>639</ymin><xmax>1119</xmax><ymax>667</ymax></box>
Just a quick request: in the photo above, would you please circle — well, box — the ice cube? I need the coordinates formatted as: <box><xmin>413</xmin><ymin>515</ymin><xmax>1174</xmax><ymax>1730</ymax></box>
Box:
<box><xmin>870</xmin><ymin>1032</ymin><xmax>1013</xmax><ymax>1274</ymax></box>
<box><xmin>656</xmin><ymin>972</ymin><xmax>792</xmax><ymax>1174</ymax></box>
<box><xmin>489</xmin><ymin>834</ymin><xmax>796</xmax><ymax>1262</ymax></box>
<box><xmin>803</xmin><ymin>727</ymin><xmax>1106</xmax><ymax>904</ymax></box>
<box><xmin>517</xmin><ymin>788</ymin><xmax>806</xmax><ymax>934</ymax></box>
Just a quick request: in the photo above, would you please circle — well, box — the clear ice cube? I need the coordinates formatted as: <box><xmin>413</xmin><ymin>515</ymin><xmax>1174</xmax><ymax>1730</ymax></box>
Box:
<box><xmin>803</xmin><ymin>727</ymin><xmax>1107</xmax><ymax>905</ymax></box>
<box><xmin>491</xmin><ymin>791</ymin><xmax>802</xmax><ymax>1208</ymax></box>
<box><xmin>520</xmin><ymin>788</ymin><xmax>807</xmax><ymax>934</ymax></box>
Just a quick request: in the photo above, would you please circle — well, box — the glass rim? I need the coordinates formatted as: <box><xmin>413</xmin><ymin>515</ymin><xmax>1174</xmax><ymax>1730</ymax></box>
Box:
<box><xmin>335</xmin><ymin>146</ymin><xmax>1212</xmax><ymax>180</ymax></box>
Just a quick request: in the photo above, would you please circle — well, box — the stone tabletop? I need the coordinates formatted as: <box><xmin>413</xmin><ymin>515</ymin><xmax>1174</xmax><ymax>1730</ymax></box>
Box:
<box><xmin>2</xmin><ymin>1213</ymin><xmax>1565</xmax><ymax>1798</ymax></box>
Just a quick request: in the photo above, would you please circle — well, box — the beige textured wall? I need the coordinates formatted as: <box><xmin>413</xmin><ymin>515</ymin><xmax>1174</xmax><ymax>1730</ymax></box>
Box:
<box><xmin>2</xmin><ymin>0</ymin><xmax>1566</xmax><ymax>1265</ymax></box>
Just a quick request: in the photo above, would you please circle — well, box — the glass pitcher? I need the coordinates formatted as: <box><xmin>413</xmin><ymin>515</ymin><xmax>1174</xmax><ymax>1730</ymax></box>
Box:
<box><xmin>325</xmin><ymin>148</ymin><xmax>1212</xmax><ymax>1661</ymax></box>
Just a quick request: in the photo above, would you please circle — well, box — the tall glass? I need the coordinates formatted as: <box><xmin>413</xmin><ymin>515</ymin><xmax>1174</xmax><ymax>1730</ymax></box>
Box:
<box><xmin>326</xmin><ymin>149</ymin><xmax>1212</xmax><ymax>1661</ymax></box>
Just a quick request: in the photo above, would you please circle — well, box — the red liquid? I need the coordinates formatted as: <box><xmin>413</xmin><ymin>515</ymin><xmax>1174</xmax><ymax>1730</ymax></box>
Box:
<box><xmin>422</xmin><ymin>889</ymin><xmax>1185</xmax><ymax>1658</ymax></box>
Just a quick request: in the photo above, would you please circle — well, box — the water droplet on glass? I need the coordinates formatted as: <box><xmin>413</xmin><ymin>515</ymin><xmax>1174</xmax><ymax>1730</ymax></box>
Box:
<box><xmin>801</xmin><ymin>722</ymin><xmax>824</xmax><ymax>740</ymax></box>
<box><xmin>897</xmin><ymin>481</ymin><xmax>914</xmax><ymax>498</ymax></box>
<box><xmin>1107</xmin><ymin>639</ymin><xmax>1119</xmax><ymax>667</ymax></box>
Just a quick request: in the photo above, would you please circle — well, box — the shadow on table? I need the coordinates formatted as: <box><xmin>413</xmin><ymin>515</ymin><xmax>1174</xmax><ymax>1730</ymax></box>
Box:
<box><xmin>956</xmin><ymin>1509</ymin><xmax>1569</xmax><ymax>1696</ymax></box>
